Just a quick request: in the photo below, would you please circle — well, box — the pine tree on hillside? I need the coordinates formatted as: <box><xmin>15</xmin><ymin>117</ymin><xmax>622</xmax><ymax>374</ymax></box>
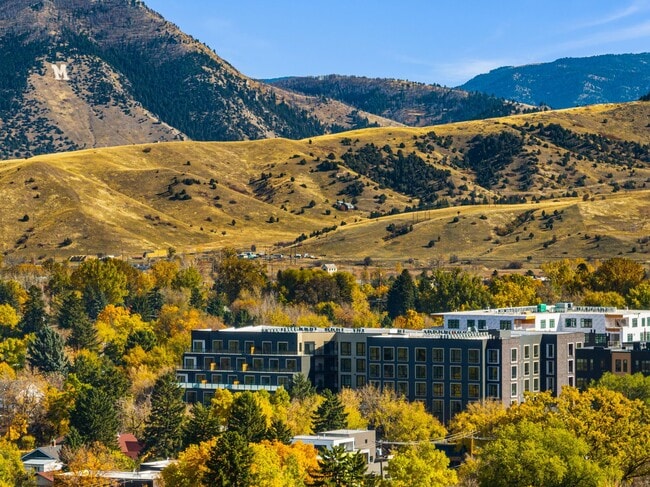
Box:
<box><xmin>69</xmin><ymin>388</ymin><xmax>119</xmax><ymax>448</ymax></box>
<box><xmin>266</xmin><ymin>418</ymin><xmax>293</xmax><ymax>445</ymax></box>
<box><xmin>20</xmin><ymin>285</ymin><xmax>48</xmax><ymax>335</ymax></box>
<box><xmin>27</xmin><ymin>325</ymin><xmax>68</xmax><ymax>374</ymax></box>
<box><xmin>57</xmin><ymin>291</ymin><xmax>86</xmax><ymax>330</ymax></box>
<box><xmin>386</xmin><ymin>269</ymin><xmax>418</xmax><ymax>319</ymax></box>
<box><xmin>204</xmin><ymin>431</ymin><xmax>253</xmax><ymax>487</ymax></box>
<box><xmin>141</xmin><ymin>372</ymin><xmax>186</xmax><ymax>460</ymax></box>
<box><xmin>67</xmin><ymin>314</ymin><xmax>99</xmax><ymax>352</ymax></box>
<box><xmin>227</xmin><ymin>391</ymin><xmax>267</xmax><ymax>443</ymax></box>
<box><xmin>313</xmin><ymin>389</ymin><xmax>348</xmax><ymax>433</ymax></box>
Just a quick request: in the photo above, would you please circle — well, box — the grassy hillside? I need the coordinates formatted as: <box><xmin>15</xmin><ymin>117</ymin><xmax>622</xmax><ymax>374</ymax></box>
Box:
<box><xmin>1</xmin><ymin>102</ymin><xmax>648</xmax><ymax>265</ymax></box>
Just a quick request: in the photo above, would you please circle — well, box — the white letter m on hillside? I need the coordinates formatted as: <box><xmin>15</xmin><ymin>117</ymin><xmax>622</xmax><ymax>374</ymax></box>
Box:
<box><xmin>51</xmin><ymin>63</ymin><xmax>69</xmax><ymax>81</ymax></box>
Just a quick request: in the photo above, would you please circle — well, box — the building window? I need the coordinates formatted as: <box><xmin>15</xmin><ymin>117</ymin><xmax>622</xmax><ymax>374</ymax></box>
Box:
<box><xmin>415</xmin><ymin>365</ymin><xmax>427</xmax><ymax>379</ymax></box>
<box><xmin>533</xmin><ymin>344</ymin><xmax>539</xmax><ymax>358</ymax></box>
<box><xmin>192</xmin><ymin>340</ymin><xmax>205</xmax><ymax>352</ymax></box>
<box><xmin>432</xmin><ymin>400</ymin><xmax>444</xmax><ymax>416</ymax></box>
<box><xmin>304</xmin><ymin>342</ymin><xmax>315</xmax><ymax>355</ymax></box>
<box><xmin>468</xmin><ymin>349</ymin><xmax>480</xmax><ymax>364</ymax></box>
<box><xmin>524</xmin><ymin>345</ymin><xmax>530</xmax><ymax>359</ymax></box>
<box><xmin>369</xmin><ymin>346</ymin><xmax>380</xmax><ymax>360</ymax></box>
<box><xmin>415</xmin><ymin>382</ymin><xmax>427</xmax><ymax>397</ymax></box>
<box><xmin>433</xmin><ymin>383</ymin><xmax>444</xmax><ymax>397</ymax></box>
<box><xmin>432</xmin><ymin>365</ymin><xmax>444</xmax><ymax>380</ymax></box>
<box><xmin>478</xmin><ymin>319</ymin><xmax>487</xmax><ymax>330</ymax></box>
<box><xmin>285</xmin><ymin>359</ymin><xmax>297</xmax><ymax>372</ymax></box>
<box><xmin>252</xmin><ymin>358</ymin><xmax>263</xmax><ymax>370</ymax></box>
<box><xmin>356</xmin><ymin>359</ymin><xmax>366</xmax><ymax>373</ymax></box>
<box><xmin>468</xmin><ymin>384</ymin><xmax>480</xmax><ymax>399</ymax></box>
<box><xmin>448</xmin><ymin>319</ymin><xmax>460</xmax><ymax>329</ymax></box>
<box><xmin>244</xmin><ymin>341</ymin><xmax>254</xmax><ymax>354</ymax></box>
<box><xmin>340</xmin><ymin>342</ymin><xmax>351</xmax><ymax>356</ymax></box>
<box><xmin>450</xmin><ymin>366</ymin><xmax>462</xmax><ymax>380</ymax></box>
<box><xmin>540</xmin><ymin>319</ymin><xmax>546</xmax><ymax>329</ymax></box>
<box><xmin>212</xmin><ymin>340</ymin><xmax>223</xmax><ymax>352</ymax></box>
<box><xmin>487</xmin><ymin>366</ymin><xmax>499</xmax><ymax>381</ymax></box>
<box><xmin>568</xmin><ymin>360</ymin><xmax>574</xmax><ymax>373</ymax></box>
<box><xmin>565</xmin><ymin>318</ymin><xmax>577</xmax><ymax>328</ymax></box>
<box><xmin>524</xmin><ymin>362</ymin><xmax>530</xmax><ymax>376</ymax></box>
<box><xmin>546</xmin><ymin>344</ymin><xmax>555</xmax><ymax>358</ymax></box>
<box><xmin>450</xmin><ymin>401</ymin><xmax>463</xmax><ymax>415</ymax></box>
<box><xmin>487</xmin><ymin>384</ymin><xmax>499</xmax><ymax>398</ymax></box>
<box><xmin>397</xmin><ymin>347</ymin><xmax>408</xmax><ymax>362</ymax></box>
<box><xmin>468</xmin><ymin>366</ymin><xmax>480</xmax><ymax>381</ymax></box>
<box><xmin>383</xmin><ymin>364</ymin><xmax>395</xmax><ymax>379</ymax></box>
<box><xmin>511</xmin><ymin>348</ymin><xmax>517</xmax><ymax>362</ymax></box>
<box><xmin>261</xmin><ymin>376</ymin><xmax>270</xmax><ymax>386</ymax></box>
<box><xmin>546</xmin><ymin>361</ymin><xmax>555</xmax><ymax>375</ymax></box>
<box><xmin>356</xmin><ymin>342</ymin><xmax>366</xmax><ymax>356</ymax></box>
<box><xmin>467</xmin><ymin>319</ymin><xmax>476</xmax><ymax>330</ymax></box>
<box><xmin>278</xmin><ymin>342</ymin><xmax>289</xmax><ymax>353</ymax></box>
<box><xmin>511</xmin><ymin>383</ymin><xmax>518</xmax><ymax>397</ymax></box>
<box><xmin>244</xmin><ymin>375</ymin><xmax>255</xmax><ymax>385</ymax></box>
<box><xmin>369</xmin><ymin>364</ymin><xmax>380</xmax><ymax>378</ymax></box>
<box><xmin>383</xmin><ymin>381</ymin><xmax>394</xmax><ymax>392</ymax></box>
<box><xmin>549</xmin><ymin>319</ymin><xmax>556</xmax><ymax>328</ymax></box>
<box><xmin>341</xmin><ymin>375</ymin><xmax>352</xmax><ymax>388</ymax></box>
<box><xmin>432</xmin><ymin>348</ymin><xmax>444</xmax><ymax>363</ymax></box>
<box><xmin>269</xmin><ymin>359</ymin><xmax>278</xmax><ymax>372</ymax></box>
<box><xmin>511</xmin><ymin>366</ymin><xmax>517</xmax><ymax>379</ymax></box>
<box><xmin>487</xmin><ymin>349</ymin><xmax>499</xmax><ymax>364</ymax></box>
<box><xmin>356</xmin><ymin>376</ymin><xmax>367</xmax><ymax>388</ymax></box>
<box><xmin>383</xmin><ymin>347</ymin><xmax>394</xmax><ymax>362</ymax></box>
<box><xmin>211</xmin><ymin>373</ymin><xmax>221</xmax><ymax>384</ymax></box>
<box><xmin>580</xmin><ymin>318</ymin><xmax>593</xmax><ymax>328</ymax></box>
<box><xmin>533</xmin><ymin>361</ymin><xmax>539</xmax><ymax>375</ymax></box>
<box><xmin>546</xmin><ymin>377</ymin><xmax>556</xmax><ymax>391</ymax></box>
<box><xmin>632</xmin><ymin>318</ymin><xmax>638</xmax><ymax>328</ymax></box>
<box><xmin>183</xmin><ymin>357</ymin><xmax>196</xmax><ymax>369</ymax></box>
<box><xmin>500</xmin><ymin>320</ymin><xmax>512</xmax><ymax>330</ymax></box>
<box><xmin>577</xmin><ymin>358</ymin><xmax>588</xmax><ymax>372</ymax></box>
<box><xmin>450</xmin><ymin>349</ymin><xmax>462</xmax><ymax>363</ymax></box>
<box><xmin>415</xmin><ymin>348</ymin><xmax>426</xmax><ymax>362</ymax></box>
<box><xmin>277</xmin><ymin>376</ymin><xmax>290</xmax><ymax>388</ymax></box>
<box><xmin>627</xmin><ymin>334</ymin><xmax>634</xmax><ymax>343</ymax></box>
<box><xmin>397</xmin><ymin>382</ymin><xmax>408</xmax><ymax>397</ymax></box>
<box><xmin>533</xmin><ymin>378</ymin><xmax>539</xmax><ymax>392</ymax></box>
<box><xmin>261</xmin><ymin>341</ymin><xmax>271</xmax><ymax>353</ymax></box>
<box><xmin>397</xmin><ymin>364</ymin><xmax>408</xmax><ymax>379</ymax></box>
<box><xmin>524</xmin><ymin>379</ymin><xmax>530</xmax><ymax>392</ymax></box>
<box><xmin>341</xmin><ymin>358</ymin><xmax>352</xmax><ymax>373</ymax></box>
<box><xmin>450</xmin><ymin>383</ymin><xmax>462</xmax><ymax>397</ymax></box>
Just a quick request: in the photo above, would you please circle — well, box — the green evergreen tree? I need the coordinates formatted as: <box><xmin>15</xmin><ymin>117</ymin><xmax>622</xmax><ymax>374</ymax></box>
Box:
<box><xmin>141</xmin><ymin>372</ymin><xmax>186</xmax><ymax>459</ymax></box>
<box><xmin>312</xmin><ymin>446</ymin><xmax>371</xmax><ymax>486</ymax></box>
<box><xmin>125</xmin><ymin>329</ymin><xmax>157</xmax><ymax>352</ymax></box>
<box><xmin>386</xmin><ymin>269</ymin><xmax>418</xmax><ymax>319</ymax></box>
<box><xmin>83</xmin><ymin>284</ymin><xmax>108</xmax><ymax>320</ymax></box>
<box><xmin>266</xmin><ymin>418</ymin><xmax>292</xmax><ymax>444</ymax></box>
<box><xmin>313</xmin><ymin>390</ymin><xmax>348</xmax><ymax>433</ymax></box>
<box><xmin>183</xmin><ymin>402</ymin><xmax>221</xmax><ymax>447</ymax></box>
<box><xmin>20</xmin><ymin>285</ymin><xmax>48</xmax><ymax>334</ymax></box>
<box><xmin>56</xmin><ymin>291</ymin><xmax>86</xmax><ymax>330</ymax></box>
<box><xmin>204</xmin><ymin>431</ymin><xmax>253</xmax><ymax>487</ymax></box>
<box><xmin>70</xmin><ymin>388</ymin><xmax>119</xmax><ymax>448</ymax></box>
<box><xmin>227</xmin><ymin>391</ymin><xmax>267</xmax><ymax>443</ymax></box>
<box><xmin>289</xmin><ymin>372</ymin><xmax>316</xmax><ymax>400</ymax></box>
<box><xmin>27</xmin><ymin>325</ymin><xmax>68</xmax><ymax>374</ymax></box>
<box><xmin>67</xmin><ymin>314</ymin><xmax>99</xmax><ymax>352</ymax></box>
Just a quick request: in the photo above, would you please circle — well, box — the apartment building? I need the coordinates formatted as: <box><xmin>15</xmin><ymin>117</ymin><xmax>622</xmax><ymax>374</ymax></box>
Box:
<box><xmin>178</xmin><ymin>326</ymin><xmax>583</xmax><ymax>423</ymax></box>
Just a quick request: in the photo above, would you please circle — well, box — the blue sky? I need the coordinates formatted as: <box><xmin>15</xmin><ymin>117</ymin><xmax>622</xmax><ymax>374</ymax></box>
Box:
<box><xmin>144</xmin><ymin>0</ymin><xmax>650</xmax><ymax>87</ymax></box>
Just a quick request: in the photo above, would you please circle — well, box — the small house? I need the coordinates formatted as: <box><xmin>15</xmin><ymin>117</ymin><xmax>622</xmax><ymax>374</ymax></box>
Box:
<box><xmin>321</xmin><ymin>263</ymin><xmax>337</xmax><ymax>274</ymax></box>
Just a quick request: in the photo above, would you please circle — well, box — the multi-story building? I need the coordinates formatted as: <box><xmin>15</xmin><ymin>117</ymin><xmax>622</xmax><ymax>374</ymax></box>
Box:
<box><xmin>436</xmin><ymin>304</ymin><xmax>650</xmax><ymax>346</ymax></box>
<box><xmin>178</xmin><ymin>325</ymin><xmax>583</xmax><ymax>423</ymax></box>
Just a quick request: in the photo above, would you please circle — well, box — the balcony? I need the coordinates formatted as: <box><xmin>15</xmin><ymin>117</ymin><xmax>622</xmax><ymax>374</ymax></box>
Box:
<box><xmin>181</xmin><ymin>382</ymin><xmax>280</xmax><ymax>392</ymax></box>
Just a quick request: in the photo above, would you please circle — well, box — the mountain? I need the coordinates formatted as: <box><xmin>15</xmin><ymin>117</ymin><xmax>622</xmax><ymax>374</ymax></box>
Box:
<box><xmin>0</xmin><ymin>0</ymin><xmax>394</xmax><ymax>160</ymax></box>
<box><xmin>461</xmin><ymin>53</ymin><xmax>650</xmax><ymax>108</ymax></box>
<box><xmin>266</xmin><ymin>75</ymin><xmax>531</xmax><ymax>126</ymax></box>
<box><xmin>1</xmin><ymin>101</ymin><xmax>648</xmax><ymax>266</ymax></box>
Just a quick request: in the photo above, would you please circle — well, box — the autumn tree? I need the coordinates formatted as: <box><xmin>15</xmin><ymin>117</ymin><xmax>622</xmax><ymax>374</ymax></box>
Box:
<box><xmin>418</xmin><ymin>268</ymin><xmax>491</xmax><ymax>312</ymax></box>
<box><xmin>489</xmin><ymin>274</ymin><xmax>540</xmax><ymax>308</ymax></box>
<box><xmin>204</xmin><ymin>431</ymin><xmax>254</xmax><ymax>487</ymax></box>
<box><xmin>596</xmin><ymin>372</ymin><xmax>650</xmax><ymax>406</ymax></box>
<box><xmin>581</xmin><ymin>290</ymin><xmax>626</xmax><ymax>307</ymax></box>
<box><xmin>386</xmin><ymin>442</ymin><xmax>457</xmax><ymax>487</ymax></box>
<box><xmin>0</xmin><ymin>438</ymin><xmax>32</xmax><ymax>486</ymax></box>
<box><xmin>161</xmin><ymin>438</ymin><xmax>216</xmax><ymax>487</ymax></box>
<box><xmin>141</xmin><ymin>371</ymin><xmax>186</xmax><ymax>459</ymax></box>
<box><xmin>628</xmin><ymin>281</ymin><xmax>650</xmax><ymax>309</ymax></box>
<box><xmin>214</xmin><ymin>249</ymin><xmax>267</xmax><ymax>303</ymax></box>
<box><xmin>591</xmin><ymin>257</ymin><xmax>645</xmax><ymax>296</ymax></box>
<box><xmin>250</xmin><ymin>440</ymin><xmax>319</xmax><ymax>487</ymax></box>
<box><xmin>71</xmin><ymin>259</ymin><xmax>129</xmax><ymax>318</ymax></box>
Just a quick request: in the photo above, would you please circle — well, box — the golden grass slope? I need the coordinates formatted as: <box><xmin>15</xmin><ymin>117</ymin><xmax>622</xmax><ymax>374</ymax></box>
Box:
<box><xmin>0</xmin><ymin>102</ymin><xmax>648</xmax><ymax>264</ymax></box>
